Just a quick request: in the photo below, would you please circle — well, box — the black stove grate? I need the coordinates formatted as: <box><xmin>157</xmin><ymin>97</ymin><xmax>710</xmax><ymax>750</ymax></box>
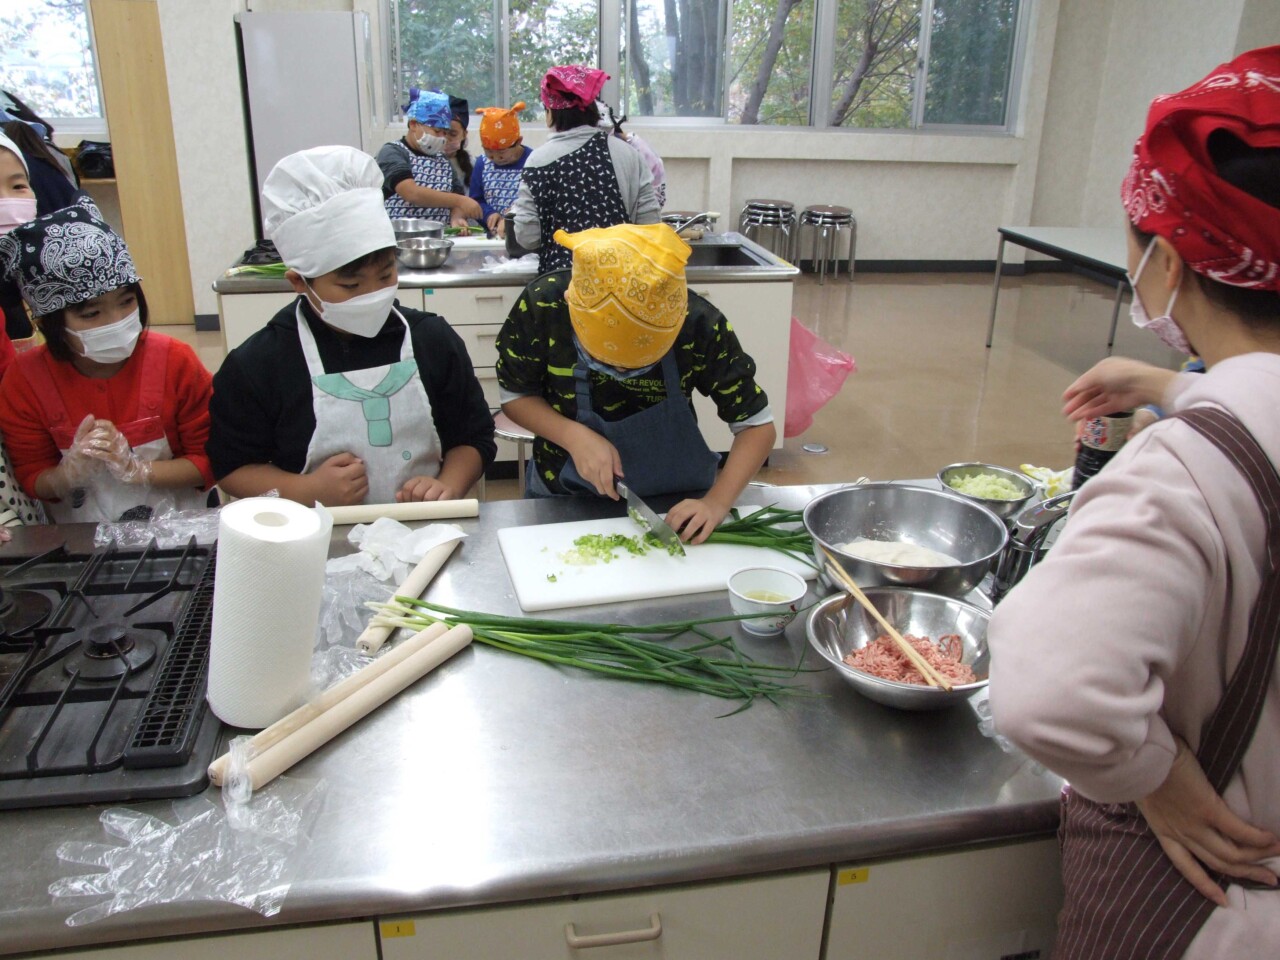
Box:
<box><xmin>125</xmin><ymin>546</ymin><xmax>216</xmax><ymax>768</ymax></box>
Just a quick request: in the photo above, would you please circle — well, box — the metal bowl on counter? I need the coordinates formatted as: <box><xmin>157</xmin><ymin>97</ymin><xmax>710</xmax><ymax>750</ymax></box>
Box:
<box><xmin>937</xmin><ymin>462</ymin><xmax>1038</xmax><ymax>523</ymax></box>
<box><xmin>806</xmin><ymin>588</ymin><xmax>990</xmax><ymax>710</ymax></box>
<box><xmin>803</xmin><ymin>483</ymin><xmax>1008</xmax><ymax>597</ymax></box>
<box><xmin>396</xmin><ymin>237</ymin><xmax>453</xmax><ymax>269</ymax></box>
<box><xmin>390</xmin><ymin>218</ymin><xmax>445</xmax><ymax>240</ymax></box>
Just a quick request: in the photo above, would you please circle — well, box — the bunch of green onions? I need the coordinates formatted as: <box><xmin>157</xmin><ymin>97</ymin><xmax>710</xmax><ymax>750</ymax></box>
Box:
<box><xmin>369</xmin><ymin>598</ymin><xmax>814</xmax><ymax>713</ymax></box>
<box><xmin>705</xmin><ymin>505</ymin><xmax>816</xmax><ymax>567</ymax></box>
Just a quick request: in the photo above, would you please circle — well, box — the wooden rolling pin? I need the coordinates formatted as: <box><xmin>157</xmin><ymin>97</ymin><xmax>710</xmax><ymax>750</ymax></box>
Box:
<box><xmin>326</xmin><ymin>499</ymin><xmax>479</xmax><ymax>525</ymax></box>
<box><xmin>356</xmin><ymin>538</ymin><xmax>460</xmax><ymax>655</ymax></box>
<box><xmin>208</xmin><ymin>620</ymin><xmax>451</xmax><ymax>785</ymax></box>
<box><xmin>213</xmin><ymin>624</ymin><xmax>474</xmax><ymax>793</ymax></box>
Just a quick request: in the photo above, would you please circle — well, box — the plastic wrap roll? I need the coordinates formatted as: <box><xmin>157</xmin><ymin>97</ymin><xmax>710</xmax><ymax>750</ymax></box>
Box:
<box><xmin>208</xmin><ymin>498</ymin><xmax>333</xmax><ymax>728</ymax></box>
<box><xmin>325</xmin><ymin>499</ymin><xmax>479</xmax><ymax>525</ymax></box>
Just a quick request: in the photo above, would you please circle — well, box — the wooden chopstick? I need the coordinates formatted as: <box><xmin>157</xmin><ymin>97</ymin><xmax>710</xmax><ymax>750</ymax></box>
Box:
<box><xmin>820</xmin><ymin>547</ymin><xmax>953</xmax><ymax>691</ymax></box>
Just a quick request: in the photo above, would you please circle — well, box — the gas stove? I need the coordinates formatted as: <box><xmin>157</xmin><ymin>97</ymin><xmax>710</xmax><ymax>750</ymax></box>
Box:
<box><xmin>0</xmin><ymin>528</ymin><xmax>220</xmax><ymax>809</ymax></box>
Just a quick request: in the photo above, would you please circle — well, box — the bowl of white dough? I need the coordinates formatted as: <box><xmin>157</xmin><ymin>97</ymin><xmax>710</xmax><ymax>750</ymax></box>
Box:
<box><xmin>802</xmin><ymin>483</ymin><xmax>1009</xmax><ymax>598</ymax></box>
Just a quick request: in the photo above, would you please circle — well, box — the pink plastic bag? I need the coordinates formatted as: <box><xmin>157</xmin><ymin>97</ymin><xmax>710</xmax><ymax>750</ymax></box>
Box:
<box><xmin>784</xmin><ymin>318</ymin><xmax>856</xmax><ymax>438</ymax></box>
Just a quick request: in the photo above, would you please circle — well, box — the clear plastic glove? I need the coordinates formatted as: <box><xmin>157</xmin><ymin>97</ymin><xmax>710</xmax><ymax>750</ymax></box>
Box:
<box><xmin>81</xmin><ymin>420</ymin><xmax>153</xmax><ymax>485</ymax></box>
<box><xmin>49</xmin><ymin>777</ymin><xmax>326</xmax><ymax>926</ymax></box>
<box><xmin>44</xmin><ymin>414</ymin><xmax>104</xmax><ymax>497</ymax></box>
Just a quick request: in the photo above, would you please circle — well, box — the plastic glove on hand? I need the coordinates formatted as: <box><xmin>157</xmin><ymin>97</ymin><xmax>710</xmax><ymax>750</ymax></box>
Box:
<box><xmin>81</xmin><ymin>421</ymin><xmax>152</xmax><ymax>485</ymax></box>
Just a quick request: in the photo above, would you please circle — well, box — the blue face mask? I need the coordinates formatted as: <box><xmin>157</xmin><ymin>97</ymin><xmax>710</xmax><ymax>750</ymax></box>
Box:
<box><xmin>573</xmin><ymin>336</ymin><xmax>653</xmax><ymax>380</ymax></box>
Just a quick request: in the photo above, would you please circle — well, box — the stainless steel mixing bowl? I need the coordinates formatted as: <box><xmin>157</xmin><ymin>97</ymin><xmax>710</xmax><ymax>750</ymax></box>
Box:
<box><xmin>806</xmin><ymin>588</ymin><xmax>990</xmax><ymax>710</ymax></box>
<box><xmin>937</xmin><ymin>462</ymin><xmax>1038</xmax><ymax>522</ymax></box>
<box><xmin>396</xmin><ymin>237</ymin><xmax>453</xmax><ymax>269</ymax></box>
<box><xmin>390</xmin><ymin>218</ymin><xmax>445</xmax><ymax>240</ymax></box>
<box><xmin>803</xmin><ymin>483</ymin><xmax>1008</xmax><ymax>597</ymax></box>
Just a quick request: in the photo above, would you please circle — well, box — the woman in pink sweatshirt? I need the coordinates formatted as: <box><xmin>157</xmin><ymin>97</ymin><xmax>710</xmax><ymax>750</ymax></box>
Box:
<box><xmin>989</xmin><ymin>45</ymin><xmax>1280</xmax><ymax>960</ymax></box>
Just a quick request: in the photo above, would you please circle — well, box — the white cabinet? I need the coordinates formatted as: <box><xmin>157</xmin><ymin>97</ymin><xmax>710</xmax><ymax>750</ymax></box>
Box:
<box><xmin>825</xmin><ymin>839</ymin><xmax>1063</xmax><ymax>960</ymax></box>
<box><xmin>48</xmin><ymin>921</ymin><xmax>377</xmax><ymax>959</ymax></box>
<box><xmin>379</xmin><ymin>870</ymin><xmax>829</xmax><ymax>960</ymax></box>
<box><xmin>686</xmin><ymin>282</ymin><xmax>791</xmax><ymax>452</ymax></box>
<box><xmin>217</xmin><ymin>287</ymin><xmax>427</xmax><ymax>353</ymax></box>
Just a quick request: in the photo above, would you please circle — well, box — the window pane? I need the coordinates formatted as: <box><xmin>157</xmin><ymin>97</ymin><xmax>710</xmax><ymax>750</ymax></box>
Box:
<box><xmin>396</xmin><ymin>0</ymin><xmax>496</xmax><ymax>116</ymax></box>
<box><xmin>923</xmin><ymin>0</ymin><xmax>1018</xmax><ymax>126</ymax></box>
<box><xmin>0</xmin><ymin>0</ymin><xmax>101</xmax><ymax>120</ymax></box>
<box><xmin>509</xmin><ymin>0</ymin><xmax>600</xmax><ymax>120</ymax></box>
<box><xmin>622</xmin><ymin>0</ymin><xmax>726</xmax><ymax>118</ymax></box>
<box><xmin>830</xmin><ymin>0</ymin><xmax>921</xmax><ymax>128</ymax></box>
<box><xmin>727</xmin><ymin>0</ymin><xmax>813</xmax><ymax>125</ymax></box>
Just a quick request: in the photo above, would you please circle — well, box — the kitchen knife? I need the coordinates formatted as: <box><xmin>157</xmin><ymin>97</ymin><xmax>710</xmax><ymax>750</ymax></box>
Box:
<box><xmin>616</xmin><ymin>480</ymin><xmax>686</xmax><ymax>557</ymax></box>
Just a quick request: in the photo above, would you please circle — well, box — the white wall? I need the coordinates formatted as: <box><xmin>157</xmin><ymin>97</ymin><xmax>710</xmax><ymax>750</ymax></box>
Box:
<box><xmin>80</xmin><ymin>0</ymin><xmax>1276</xmax><ymax>320</ymax></box>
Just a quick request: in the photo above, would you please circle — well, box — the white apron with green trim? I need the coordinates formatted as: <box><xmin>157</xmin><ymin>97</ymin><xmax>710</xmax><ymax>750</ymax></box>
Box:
<box><xmin>296</xmin><ymin>305</ymin><xmax>441</xmax><ymax>505</ymax></box>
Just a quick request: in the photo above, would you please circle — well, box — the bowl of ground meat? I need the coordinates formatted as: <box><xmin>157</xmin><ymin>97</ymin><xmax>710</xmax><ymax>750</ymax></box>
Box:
<box><xmin>806</xmin><ymin>587</ymin><xmax>990</xmax><ymax>710</ymax></box>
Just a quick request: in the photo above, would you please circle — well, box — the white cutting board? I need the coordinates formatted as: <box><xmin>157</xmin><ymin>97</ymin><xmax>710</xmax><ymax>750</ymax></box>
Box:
<box><xmin>497</xmin><ymin>516</ymin><xmax>817</xmax><ymax>612</ymax></box>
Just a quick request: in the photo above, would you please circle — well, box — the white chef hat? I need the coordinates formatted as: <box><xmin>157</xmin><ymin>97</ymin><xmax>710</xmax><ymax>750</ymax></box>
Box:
<box><xmin>0</xmin><ymin>132</ymin><xmax>29</xmax><ymax>176</ymax></box>
<box><xmin>261</xmin><ymin>145</ymin><xmax>395</xmax><ymax>278</ymax></box>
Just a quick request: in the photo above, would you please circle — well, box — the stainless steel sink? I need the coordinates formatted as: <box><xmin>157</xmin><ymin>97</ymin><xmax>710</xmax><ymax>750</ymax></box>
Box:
<box><xmin>685</xmin><ymin>243</ymin><xmax>766</xmax><ymax>268</ymax></box>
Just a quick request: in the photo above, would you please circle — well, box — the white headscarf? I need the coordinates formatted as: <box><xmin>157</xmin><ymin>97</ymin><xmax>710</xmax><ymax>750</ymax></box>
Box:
<box><xmin>0</xmin><ymin>132</ymin><xmax>30</xmax><ymax>176</ymax></box>
<box><xmin>261</xmin><ymin>145</ymin><xmax>395</xmax><ymax>278</ymax></box>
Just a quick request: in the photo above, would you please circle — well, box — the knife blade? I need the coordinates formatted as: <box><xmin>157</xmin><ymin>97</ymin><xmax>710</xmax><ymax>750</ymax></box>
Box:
<box><xmin>616</xmin><ymin>480</ymin><xmax>687</xmax><ymax>557</ymax></box>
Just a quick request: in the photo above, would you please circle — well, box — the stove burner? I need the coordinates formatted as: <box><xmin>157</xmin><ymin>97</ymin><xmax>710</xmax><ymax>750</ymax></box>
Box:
<box><xmin>64</xmin><ymin>625</ymin><xmax>157</xmax><ymax>681</ymax></box>
<box><xmin>0</xmin><ymin>584</ymin><xmax>53</xmax><ymax>639</ymax></box>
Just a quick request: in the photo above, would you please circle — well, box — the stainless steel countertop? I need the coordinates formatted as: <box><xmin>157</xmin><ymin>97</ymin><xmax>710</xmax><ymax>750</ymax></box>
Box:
<box><xmin>0</xmin><ymin>486</ymin><xmax>1062</xmax><ymax>956</ymax></box>
<box><xmin>212</xmin><ymin>232</ymin><xmax>800</xmax><ymax>294</ymax></box>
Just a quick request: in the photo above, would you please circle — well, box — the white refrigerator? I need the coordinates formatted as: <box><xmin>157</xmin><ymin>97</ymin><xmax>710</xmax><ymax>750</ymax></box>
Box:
<box><xmin>236</xmin><ymin>10</ymin><xmax>379</xmax><ymax>235</ymax></box>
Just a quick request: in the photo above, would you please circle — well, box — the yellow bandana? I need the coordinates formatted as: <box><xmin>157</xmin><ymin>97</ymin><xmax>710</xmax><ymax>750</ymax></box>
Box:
<box><xmin>555</xmin><ymin>224</ymin><xmax>691</xmax><ymax>369</ymax></box>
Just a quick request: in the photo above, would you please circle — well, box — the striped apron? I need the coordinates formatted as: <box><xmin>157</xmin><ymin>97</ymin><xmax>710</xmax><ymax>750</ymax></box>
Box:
<box><xmin>1053</xmin><ymin>405</ymin><xmax>1280</xmax><ymax>960</ymax></box>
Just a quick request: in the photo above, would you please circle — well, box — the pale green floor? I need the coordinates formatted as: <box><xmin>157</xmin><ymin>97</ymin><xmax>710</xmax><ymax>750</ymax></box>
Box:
<box><xmin>174</xmin><ymin>270</ymin><xmax>1179</xmax><ymax>501</ymax></box>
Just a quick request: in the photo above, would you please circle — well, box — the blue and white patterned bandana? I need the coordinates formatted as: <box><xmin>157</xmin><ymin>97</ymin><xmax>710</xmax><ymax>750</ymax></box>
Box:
<box><xmin>0</xmin><ymin>195</ymin><xmax>139</xmax><ymax>317</ymax></box>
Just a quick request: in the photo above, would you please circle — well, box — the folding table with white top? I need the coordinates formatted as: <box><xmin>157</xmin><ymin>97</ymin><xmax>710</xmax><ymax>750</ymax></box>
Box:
<box><xmin>986</xmin><ymin>226</ymin><xmax>1132</xmax><ymax>352</ymax></box>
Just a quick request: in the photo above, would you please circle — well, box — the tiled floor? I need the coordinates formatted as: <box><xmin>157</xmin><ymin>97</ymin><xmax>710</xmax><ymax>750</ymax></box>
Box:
<box><xmin>172</xmin><ymin>269</ymin><xmax>1180</xmax><ymax>500</ymax></box>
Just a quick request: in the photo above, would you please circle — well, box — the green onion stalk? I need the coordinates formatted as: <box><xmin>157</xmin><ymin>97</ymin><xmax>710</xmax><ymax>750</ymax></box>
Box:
<box><xmin>368</xmin><ymin>598</ymin><xmax>820</xmax><ymax>715</ymax></box>
<box><xmin>706</xmin><ymin>505</ymin><xmax>817</xmax><ymax>568</ymax></box>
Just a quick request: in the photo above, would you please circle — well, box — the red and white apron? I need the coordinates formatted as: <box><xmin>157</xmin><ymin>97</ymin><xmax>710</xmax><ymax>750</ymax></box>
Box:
<box><xmin>296</xmin><ymin>305</ymin><xmax>441</xmax><ymax>505</ymax></box>
<box><xmin>24</xmin><ymin>334</ymin><xmax>206</xmax><ymax>523</ymax></box>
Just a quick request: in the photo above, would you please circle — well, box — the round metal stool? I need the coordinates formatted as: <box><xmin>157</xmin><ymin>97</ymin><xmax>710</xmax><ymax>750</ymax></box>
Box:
<box><xmin>493</xmin><ymin>410</ymin><xmax>535</xmax><ymax>495</ymax></box>
<box><xmin>738</xmin><ymin>199</ymin><xmax>797</xmax><ymax>261</ymax></box>
<box><xmin>797</xmin><ymin>205</ymin><xmax>856</xmax><ymax>284</ymax></box>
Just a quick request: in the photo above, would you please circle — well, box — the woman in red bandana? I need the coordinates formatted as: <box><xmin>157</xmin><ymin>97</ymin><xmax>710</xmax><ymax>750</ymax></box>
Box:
<box><xmin>989</xmin><ymin>47</ymin><xmax>1280</xmax><ymax>959</ymax></box>
<box><xmin>508</xmin><ymin>65</ymin><xmax>659</xmax><ymax>275</ymax></box>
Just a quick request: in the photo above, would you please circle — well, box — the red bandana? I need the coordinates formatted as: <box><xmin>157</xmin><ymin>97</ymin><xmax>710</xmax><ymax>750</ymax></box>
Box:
<box><xmin>1121</xmin><ymin>45</ymin><xmax>1280</xmax><ymax>292</ymax></box>
<box><xmin>540</xmin><ymin>65</ymin><xmax>609</xmax><ymax>111</ymax></box>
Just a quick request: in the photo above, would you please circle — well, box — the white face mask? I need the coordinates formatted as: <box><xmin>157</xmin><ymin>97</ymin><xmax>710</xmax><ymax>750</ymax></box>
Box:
<box><xmin>69</xmin><ymin>308</ymin><xmax>142</xmax><ymax>363</ymax></box>
<box><xmin>0</xmin><ymin>197</ymin><xmax>36</xmax><ymax>234</ymax></box>
<box><xmin>1128</xmin><ymin>237</ymin><xmax>1192</xmax><ymax>354</ymax></box>
<box><xmin>415</xmin><ymin>132</ymin><xmax>446</xmax><ymax>156</ymax></box>
<box><xmin>305</xmin><ymin>281</ymin><xmax>396</xmax><ymax>338</ymax></box>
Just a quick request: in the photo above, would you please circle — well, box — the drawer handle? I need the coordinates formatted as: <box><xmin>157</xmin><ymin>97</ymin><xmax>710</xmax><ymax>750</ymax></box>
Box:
<box><xmin>475</xmin><ymin>332</ymin><xmax>498</xmax><ymax>342</ymax></box>
<box><xmin>564</xmin><ymin>913</ymin><xmax>662</xmax><ymax>949</ymax></box>
<box><xmin>473</xmin><ymin>294</ymin><xmax>505</xmax><ymax>303</ymax></box>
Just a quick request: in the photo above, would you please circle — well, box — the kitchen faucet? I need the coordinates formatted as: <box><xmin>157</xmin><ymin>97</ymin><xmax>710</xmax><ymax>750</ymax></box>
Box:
<box><xmin>669</xmin><ymin>211</ymin><xmax>720</xmax><ymax>235</ymax></box>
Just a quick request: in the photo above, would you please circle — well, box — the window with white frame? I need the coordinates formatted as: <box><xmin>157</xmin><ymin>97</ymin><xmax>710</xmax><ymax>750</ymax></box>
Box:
<box><xmin>0</xmin><ymin>0</ymin><xmax>103</xmax><ymax>124</ymax></box>
<box><xmin>392</xmin><ymin>0</ymin><xmax>1025</xmax><ymax>130</ymax></box>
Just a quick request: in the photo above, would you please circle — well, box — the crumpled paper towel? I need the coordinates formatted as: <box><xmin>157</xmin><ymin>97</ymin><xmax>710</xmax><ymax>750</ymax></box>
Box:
<box><xmin>478</xmin><ymin>252</ymin><xmax>539</xmax><ymax>273</ymax></box>
<box><xmin>324</xmin><ymin>519</ymin><xmax>466</xmax><ymax>583</ymax></box>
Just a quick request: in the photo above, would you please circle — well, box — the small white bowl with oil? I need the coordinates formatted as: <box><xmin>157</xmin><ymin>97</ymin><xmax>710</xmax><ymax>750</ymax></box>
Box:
<box><xmin>728</xmin><ymin>566</ymin><xmax>808</xmax><ymax>636</ymax></box>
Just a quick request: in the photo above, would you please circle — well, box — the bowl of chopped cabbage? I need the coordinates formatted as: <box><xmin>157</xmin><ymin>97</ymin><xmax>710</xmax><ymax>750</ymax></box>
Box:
<box><xmin>937</xmin><ymin>462</ymin><xmax>1038</xmax><ymax>522</ymax></box>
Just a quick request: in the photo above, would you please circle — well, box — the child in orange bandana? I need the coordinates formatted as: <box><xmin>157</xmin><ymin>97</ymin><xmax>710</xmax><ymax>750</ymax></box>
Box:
<box><xmin>470</xmin><ymin>102</ymin><xmax>532</xmax><ymax>239</ymax></box>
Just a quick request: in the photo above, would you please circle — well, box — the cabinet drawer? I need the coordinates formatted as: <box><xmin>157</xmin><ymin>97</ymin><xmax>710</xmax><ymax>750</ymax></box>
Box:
<box><xmin>51</xmin><ymin>921</ymin><xmax>377</xmax><ymax>959</ymax></box>
<box><xmin>827</xmin><ymin>839</ymin><xmax>1062</xmax><ymax>960</ymax></box>
<box><xmin>454</xmin><ymin>323</ymin><xmax>503</xmax><ymax>368</ymax></box>
<box><xmin>422</xmin><ymin>286</ymin><xmax>521</xmax><ymax>326</ymax></box>
<box><xmin>379</xmin><ymin>869</ymin><xmax>828</xmax><ymax>960</ymax></box>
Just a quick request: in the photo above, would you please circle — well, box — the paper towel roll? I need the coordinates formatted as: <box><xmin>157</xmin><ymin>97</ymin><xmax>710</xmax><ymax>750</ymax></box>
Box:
<box><xmin>208</xmin><ymin>498</ymin><xmax>333</xmax><ymax>728</ymax></box>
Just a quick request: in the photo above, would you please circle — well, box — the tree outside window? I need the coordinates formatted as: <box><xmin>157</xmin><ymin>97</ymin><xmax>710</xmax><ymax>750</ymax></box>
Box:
<box><xmin>0</xmin><ymin>0</ymin><xmax>102</xmax><ymax>121</ymax></box>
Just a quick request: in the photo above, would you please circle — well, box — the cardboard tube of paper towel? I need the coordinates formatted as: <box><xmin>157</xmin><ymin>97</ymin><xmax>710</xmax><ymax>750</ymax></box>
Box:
<box><xmin>216</xmin><ymin>624</ymin><xmax>474</xmax><ymax>792</ymax></box>
<box><xmin>208</xmin><ymin>621</ymin><xmax>450</xmax><ymax>785</ymax></box>
<box><xmin>326</xmin><ymin>499</ymin><xmax>479</xmax><ymax>525</ymax></box>
<box><xmin>356</xmin><ymin>539</ymin><xmax>460</xmax><ymax>656</ymax></box>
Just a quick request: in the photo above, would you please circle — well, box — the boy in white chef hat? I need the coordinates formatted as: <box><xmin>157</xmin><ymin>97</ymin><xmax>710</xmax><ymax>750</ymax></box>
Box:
<box><xmin>208</xmin><ymin>145</ymin><xmax>495</xmax><ymax>507</ymax></box>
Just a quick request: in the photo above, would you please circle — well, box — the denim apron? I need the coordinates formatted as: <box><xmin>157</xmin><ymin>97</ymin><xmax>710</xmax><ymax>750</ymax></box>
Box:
<box><xmin>527</xmin><ymin>350</ymin><xmax>719</xmax><ymax>499</ymax></box>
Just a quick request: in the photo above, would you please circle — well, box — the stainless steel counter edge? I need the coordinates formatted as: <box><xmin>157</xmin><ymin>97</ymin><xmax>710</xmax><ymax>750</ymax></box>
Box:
<box><xmin>0</xmin><ymin>485</ymin><xmax>1063</xmax><ymax>956</ymax></box>
<box><xmin>212</xmin><ymin>232</ymin><xmax>800</xmax><ymax>293</ymax></box>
